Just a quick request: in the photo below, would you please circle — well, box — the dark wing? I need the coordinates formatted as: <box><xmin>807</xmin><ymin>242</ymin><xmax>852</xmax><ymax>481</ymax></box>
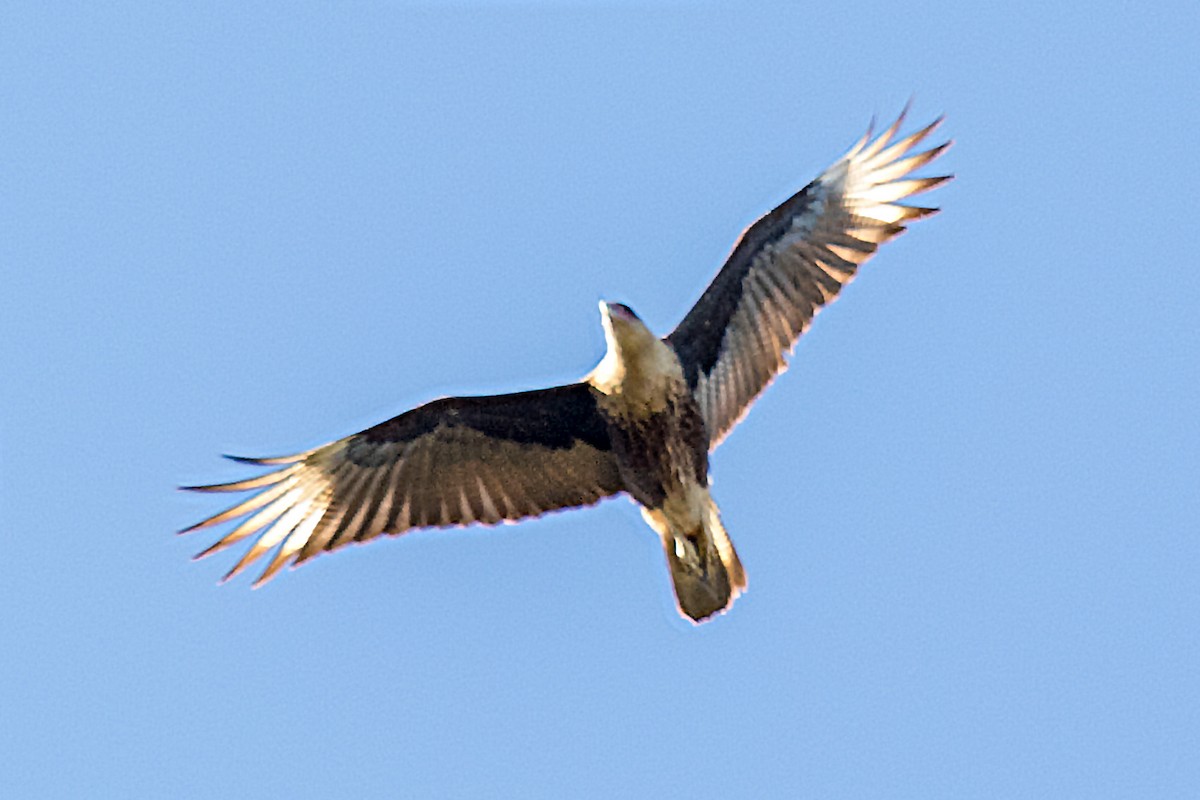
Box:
<box><xmin>181</xmin><ymin>383</ymin><xmax>623</xmax><ymax>586</ymax></box>
<box><xmin>667</xmin><ymin>110</ymin><xmax>952</xmax><ymax>447</ymax></box>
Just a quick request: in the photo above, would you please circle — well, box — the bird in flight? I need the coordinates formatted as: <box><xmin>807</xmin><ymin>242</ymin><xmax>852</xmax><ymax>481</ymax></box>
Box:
<box><xmin>182</xmin><ymin>109</ymin><xmax>951</xmax><ymax>623</ymax></box>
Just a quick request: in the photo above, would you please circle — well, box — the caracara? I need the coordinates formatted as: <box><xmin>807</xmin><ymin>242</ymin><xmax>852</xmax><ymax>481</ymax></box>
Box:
<box><xmin>182</xmin><ymin>109</ymin><xmax>951</xmax><ymax>622</ymax></box>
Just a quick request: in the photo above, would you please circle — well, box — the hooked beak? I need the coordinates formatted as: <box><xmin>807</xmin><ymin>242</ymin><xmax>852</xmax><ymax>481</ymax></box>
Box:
<box><xmin>600</xmin><ymin>301</ymin><xmax>637</xmax><ymax>323</ymax></box>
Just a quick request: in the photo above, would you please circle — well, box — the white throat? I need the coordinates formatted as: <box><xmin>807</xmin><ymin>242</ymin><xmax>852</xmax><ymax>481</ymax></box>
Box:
<box><xmin>587</xmin><ymin>308</ymin><xmax>682</xmax><ymax>406</ymax></box>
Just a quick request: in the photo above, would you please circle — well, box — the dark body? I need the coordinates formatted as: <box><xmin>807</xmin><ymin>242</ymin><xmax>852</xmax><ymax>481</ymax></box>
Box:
<box><xmin>600</xmin><ymin>392</ymin><xmax>709</xmax><ymax>511</ymax></box>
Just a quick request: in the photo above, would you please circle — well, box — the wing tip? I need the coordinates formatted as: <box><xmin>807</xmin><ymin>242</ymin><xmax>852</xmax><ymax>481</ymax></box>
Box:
<box><xmin>219</xmin><ymin>560</ymin><xmax>249</xmax><ymax>585</ymax></box>
<box><xmin>191</xmin><ymin>540</ymin><xmax>224</xmax><ymax>561</ymax></box>
<box><xmin>178</xmin><ymin>510</ymin><xmax>230</xmax><ymax>535</ymax></box>
<box><xmin>251</xmin><ymin>545</ymin><xmax>297</xmax><ymax>588</ymax></box>
<box><xmin>249</xmin><ymin>569</ymin><xmax>279</xmax><ymax>589</ymax></box>
<box><xmin>179</xmin><ymin>482</ymin><xmax>221</xmax><ymax>494</ymax></box>
<box><xmin>223</xmin><ymin>452</ymin><xmax>304</xmax><ymax>466</ymax></box>
<box><xmin>914</xmin><ymin>173</ymin><xmax>954</xmax><ymax>193</ymax></box>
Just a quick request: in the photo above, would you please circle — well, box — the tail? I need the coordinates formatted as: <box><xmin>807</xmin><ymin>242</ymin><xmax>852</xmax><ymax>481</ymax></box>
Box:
<box><xmin>642</xmin><ymin>494</ymin><xmax>747</xmax><ymax>623</ymax></box>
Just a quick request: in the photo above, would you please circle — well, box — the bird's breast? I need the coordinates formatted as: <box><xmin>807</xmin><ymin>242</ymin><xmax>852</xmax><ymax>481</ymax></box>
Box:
<box><xmin>598</xmin><ymin>383</ymin><xmax>708</xmax><ymax>510</ymax></box>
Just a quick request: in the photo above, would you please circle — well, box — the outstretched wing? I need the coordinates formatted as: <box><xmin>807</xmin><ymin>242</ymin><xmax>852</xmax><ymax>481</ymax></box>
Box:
<box><xmin>667</xmin><ymin>110</ymin><xmax>952</xmax><ymax>448</ymax></box>
<box><xmin>181</xmin><ymin>383</ymin><xmax>624</xmax><ymax>586</ymax></box>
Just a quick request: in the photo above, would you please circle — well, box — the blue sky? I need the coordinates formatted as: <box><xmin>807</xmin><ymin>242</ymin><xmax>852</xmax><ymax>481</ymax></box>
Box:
<box><xmin>3</xmin><ymin>2</ymin><xmax>1197</xmax><ymax>797</ymax></box>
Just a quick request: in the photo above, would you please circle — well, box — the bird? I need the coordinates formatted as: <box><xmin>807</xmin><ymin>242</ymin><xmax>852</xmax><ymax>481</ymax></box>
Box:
<box><xmin>181</xmin><ymin>108</ymin><xmax>951</xmax><ymax>623</ymax></box>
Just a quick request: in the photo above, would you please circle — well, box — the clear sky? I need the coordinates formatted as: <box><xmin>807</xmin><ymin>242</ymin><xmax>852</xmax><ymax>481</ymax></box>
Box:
<box><xmin>3</xmin><ymin>2</ymin><xmax>1197</xmax><ymax>797</ymax></box>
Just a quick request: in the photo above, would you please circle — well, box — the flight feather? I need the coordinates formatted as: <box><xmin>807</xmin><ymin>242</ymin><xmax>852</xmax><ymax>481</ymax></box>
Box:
<box><xmin>667</xmin><ymin>110</ymin><xmax>951</xmax><ymax>447</ymax></box>
<box><xmin>181</xmin><ymin>384</ymin><xmax>622</xmax><ymax>586</ymax></box>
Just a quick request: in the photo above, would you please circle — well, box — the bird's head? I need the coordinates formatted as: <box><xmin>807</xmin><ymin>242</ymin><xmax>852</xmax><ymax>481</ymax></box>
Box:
<box><xmin>599</xmin><ymin>301</ymin><xmax>656</xmax><ymax>355</ymax></box>
<box><xmin>602</xmin><ymin>301</ymin><xmax>641</xmax><ymax>324</ymax></box>
<box><xmin>588</xmin><ymin>300</ymin><xmax>668</xmax><ymax>394</ymax></box>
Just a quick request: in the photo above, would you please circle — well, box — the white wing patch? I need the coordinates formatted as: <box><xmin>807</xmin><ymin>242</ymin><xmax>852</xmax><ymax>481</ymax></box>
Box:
<box><xmin>680</xmin><ymin>110</ymin><xmax>952</xmax><ymax>447</ymax></box>
<box><xmin>182</xmin><ymin>401</ymin><xmax>624</xmax><ymax>586</ymax></box>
